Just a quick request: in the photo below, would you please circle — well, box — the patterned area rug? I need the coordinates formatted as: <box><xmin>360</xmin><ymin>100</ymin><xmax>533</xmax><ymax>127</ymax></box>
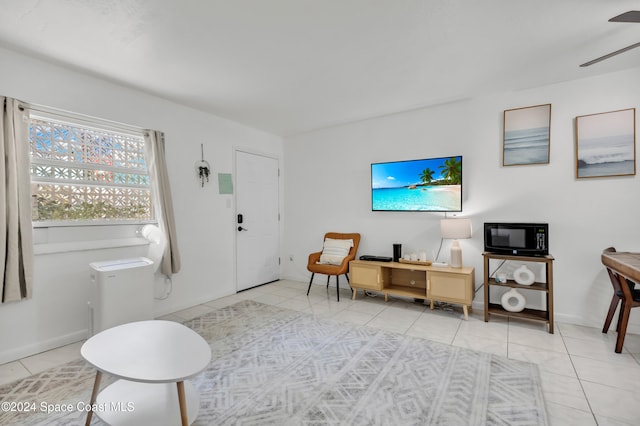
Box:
<box><xmin>0</xmin><ymin>300</ymin><xmax>548</xmax><ymax>425</ymax></box>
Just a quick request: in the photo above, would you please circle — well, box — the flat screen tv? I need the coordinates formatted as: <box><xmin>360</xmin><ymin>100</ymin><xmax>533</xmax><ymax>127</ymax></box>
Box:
<box><xmin>371</xmin><ymin>155</ymin><xmax>462</xmax><ymax>212</ymax></box>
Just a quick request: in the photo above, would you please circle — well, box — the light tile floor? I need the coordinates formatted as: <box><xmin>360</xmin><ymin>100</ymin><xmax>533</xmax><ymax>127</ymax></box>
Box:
<box><xmin>2</xmin><ymin>279</ymin><xmax>640</xmax><ymax>425</ymax></box>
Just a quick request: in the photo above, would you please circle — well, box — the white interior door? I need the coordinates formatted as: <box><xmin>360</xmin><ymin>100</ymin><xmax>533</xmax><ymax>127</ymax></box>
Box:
<box><xmin>235</xmin><ymin>150</ymin><xmax>280</xmax><ymax>291</ymax></box>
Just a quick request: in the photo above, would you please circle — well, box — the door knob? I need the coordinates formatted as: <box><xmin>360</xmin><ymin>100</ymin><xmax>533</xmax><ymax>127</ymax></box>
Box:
<box><xmin>237</xmin><ymin>226</ymin><xmax>248</xmax><ymax>232</ymax></box>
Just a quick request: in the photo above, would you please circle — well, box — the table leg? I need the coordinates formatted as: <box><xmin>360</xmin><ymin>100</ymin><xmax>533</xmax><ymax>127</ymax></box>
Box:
<box><xmin>85</xmin><ymin>371</ymin><xmax>102</xmax><ymax>426</ymax></box>
<box><xmin>463</xmin><ymin>305</ymin><xmax>469</xmax><ymax>320</ymax></box>
<box><xmin>177</xmin><ymin>381</ymin><xmax>188</xmax><ymax>426</ymax></box>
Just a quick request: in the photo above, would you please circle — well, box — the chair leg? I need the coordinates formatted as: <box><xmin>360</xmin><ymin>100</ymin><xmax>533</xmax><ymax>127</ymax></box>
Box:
<box><xmin>336</xmin><ymin>275</ymin><xmax>340</xmax><ymax>302</ymax></box>
<box><xmin>603</xmin><ymin>295</ymin><xmax>620</xmax><ymax>333</ymax></box>
<box><xmin>306</xmin><ymin>273</ymin><xmax>315</xmax><ymax>296</ymax></box>
<box><xmin>326</xmin><ymin>275</ymin><xmax>330</xmax><ymax>289</ymax></box>
<box><xmin>615</xmin><ymin>303</ymin><xmax>632</xmax><ymax>353</ymax></box>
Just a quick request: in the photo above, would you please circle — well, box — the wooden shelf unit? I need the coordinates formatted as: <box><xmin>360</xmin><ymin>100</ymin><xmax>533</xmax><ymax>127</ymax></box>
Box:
<box><xmin>349</xmin><ymin>260</ymin><xmax>475</xmax><ymax>319</ymax></box>
<box><xmin>483</xmin><ymin>252</ymin><xmax>554</xmax><ymax>333</ymax></box>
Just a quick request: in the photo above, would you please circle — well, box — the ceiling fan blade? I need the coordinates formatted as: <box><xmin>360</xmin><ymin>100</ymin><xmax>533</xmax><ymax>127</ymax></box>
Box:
<box><xmin>609</xmin><ymin>11</ymin><xmax>640</xmax><ymax>23</ymax></box>
<box><xmin>580</xmin><ymin>41</ymin><xmax>640</xmax><ymax>67</ymax></box>
<box><xmin>580</xmin><ymin>11</ymin><xmax>640</xmax><ymax>67</ymax></box>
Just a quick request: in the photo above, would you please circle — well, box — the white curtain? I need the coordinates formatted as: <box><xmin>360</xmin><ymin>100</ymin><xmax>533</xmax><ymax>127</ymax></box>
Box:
<box><xmin>144</xmin><ymin>130</ymin><xmax>181</xmax><ymax>276</ymax></box>
<box><xmin>1</xmin><ymin>97</ymin><xmax>33</xmax><ymax>302</ymax></box>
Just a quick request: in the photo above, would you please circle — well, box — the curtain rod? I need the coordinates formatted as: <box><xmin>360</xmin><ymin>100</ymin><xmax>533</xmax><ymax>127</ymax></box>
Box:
<box><xmin>20</xmin><ymin>102</ymin><xmax>146</xmax><ymax>136</ymax></box>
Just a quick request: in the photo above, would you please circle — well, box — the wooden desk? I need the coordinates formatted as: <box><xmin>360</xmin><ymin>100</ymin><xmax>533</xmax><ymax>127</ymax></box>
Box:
<box><xmin>601</xmin><ymin>251</ymin><xmax>640</xmax><ymax>283</ymax></box>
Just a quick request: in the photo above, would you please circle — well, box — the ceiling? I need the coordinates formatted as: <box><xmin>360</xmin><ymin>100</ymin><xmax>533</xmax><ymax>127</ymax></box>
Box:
<box><xmin>0</xmin><ymin>0</ymin><xmax>639</xmax><ymax>136</ymax></box>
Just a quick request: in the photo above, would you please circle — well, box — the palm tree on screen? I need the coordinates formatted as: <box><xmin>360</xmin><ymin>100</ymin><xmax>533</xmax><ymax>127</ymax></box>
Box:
<box><xmin>439</xmin><ymin>157</ymin><xmax>462</xmax><ymax>184</ymax></box>
<box><xmin>419</xmin><ymin>168</ymin><xmax>435</xmax><ymax>184</ymax></box>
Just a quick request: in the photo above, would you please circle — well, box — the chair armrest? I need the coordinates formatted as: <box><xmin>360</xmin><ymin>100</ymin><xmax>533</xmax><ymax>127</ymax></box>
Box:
<box><xmin>308</xmin><ymin>251</ymin><xmax>322</xmax><ymax>265</ymax></box>
<box><xmin>337</xmin><ymin>252</ymin><xmax>359</xmax><ymax>273</ymax></box>
<box><xmin>335</xmin><ymin>256</ymin><xmax>352</xmax><ymax>274</ymax></box>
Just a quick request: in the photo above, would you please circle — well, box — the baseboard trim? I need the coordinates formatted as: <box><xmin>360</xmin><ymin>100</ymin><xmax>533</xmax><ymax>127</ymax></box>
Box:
<box><xmin>0</xmin><ymin>330</ymin><xmax>87</xmax><ymax>365</ymax></box>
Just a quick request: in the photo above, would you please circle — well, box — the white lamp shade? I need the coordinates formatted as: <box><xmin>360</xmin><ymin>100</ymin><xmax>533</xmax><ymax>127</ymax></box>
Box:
<box><xmin>440</xmin><ymin>218</ymin><xmax>472</xmax><ymax>239</ymax></box>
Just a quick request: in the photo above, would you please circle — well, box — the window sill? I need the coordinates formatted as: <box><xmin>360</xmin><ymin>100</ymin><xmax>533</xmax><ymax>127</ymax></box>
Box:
<box><xmin>34</xmin><ymin>238</ymin><xmax>149</xmax><ymax>255</ymax></box>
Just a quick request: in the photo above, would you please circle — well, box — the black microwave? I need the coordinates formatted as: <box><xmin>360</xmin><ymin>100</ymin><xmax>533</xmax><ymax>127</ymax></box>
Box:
<box><xmin>484</xmin><ymin>223</ymin><xmax>549</xmax><ymax>256</ymax></box>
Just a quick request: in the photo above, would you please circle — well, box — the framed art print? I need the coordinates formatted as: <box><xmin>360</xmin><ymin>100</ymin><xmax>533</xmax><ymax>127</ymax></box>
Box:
<box><xmin>503</xmin><ymin>104</ymin><xmax>551</xmax><ymax>166</ymax></box>
<box><xmin>575</xmin><ymin>108</ymin><xmax>636</xmax><ymax>179</ymax></box>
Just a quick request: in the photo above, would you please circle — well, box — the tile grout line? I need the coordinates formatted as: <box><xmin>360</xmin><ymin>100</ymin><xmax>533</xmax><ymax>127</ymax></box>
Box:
<box><xmin>558</xmin><ymin>324</ymin><xmax>599</xmax><ymax>425</ymax></box>
<box><xmin>18</xmin><ymin>360</ymin><xmax>35</xmax><ymax>376</ymax></box>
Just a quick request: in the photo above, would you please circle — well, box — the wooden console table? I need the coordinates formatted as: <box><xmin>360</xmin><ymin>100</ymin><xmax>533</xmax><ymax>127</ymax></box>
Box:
<box><xmin>349</xmin><ymin>260</ymin><xmax>475</xmax><ymax>319</ymax></box>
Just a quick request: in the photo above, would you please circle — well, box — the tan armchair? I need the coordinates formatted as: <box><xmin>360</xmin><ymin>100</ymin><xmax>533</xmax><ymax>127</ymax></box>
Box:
<box><xmin>306</xmin><ymin>232</ymin><xmax>361</xmax><ymax>301</ymax></box>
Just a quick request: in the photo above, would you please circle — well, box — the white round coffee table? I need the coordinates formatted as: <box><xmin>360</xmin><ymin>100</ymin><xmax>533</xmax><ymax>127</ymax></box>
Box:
<box><xmin>81</xmin><ymin>320</ymin><xmax>211</xmax><ymax>426</ymax></box>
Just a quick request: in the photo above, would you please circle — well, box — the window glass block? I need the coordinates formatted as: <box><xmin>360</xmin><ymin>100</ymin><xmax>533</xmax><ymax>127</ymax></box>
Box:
<box><xmin>29</xmin><ymin>117</ymin><xmax>153</xmax><ymax>223</ymax></box>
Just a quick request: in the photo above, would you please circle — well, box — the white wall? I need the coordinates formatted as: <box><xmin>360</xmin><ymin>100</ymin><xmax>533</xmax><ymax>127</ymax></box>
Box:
<box><xmin>282</xmin><ymin>66</ymin><xmax>640</xmax><ymax>333</ymax></box>
<box><xmin>0</xmin><ymin>46</ymin><xmax>283</xmax><ymax>363</ymax></box>
<box><xmin>1</xmin><ymin>44</ymin><xmax>638</xmax><ymax>364</ymax></box>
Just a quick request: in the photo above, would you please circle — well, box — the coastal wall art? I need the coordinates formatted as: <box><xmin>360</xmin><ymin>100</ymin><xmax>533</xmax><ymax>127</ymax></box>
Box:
<box><xmin>503</xmin><ymin>104</ymin><xmax>551</xmax><ymax>166</ymax></box>
<box><xmin>575</xmin><ymin>108</ymin><xmax>636</xmax><ymax>179</ymax></box>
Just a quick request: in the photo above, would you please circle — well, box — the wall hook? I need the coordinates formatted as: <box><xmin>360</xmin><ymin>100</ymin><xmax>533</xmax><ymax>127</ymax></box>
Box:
<box><xmin>195</xmin><ymin>144</ymin><xmax>210</xmax><ymax>187</ymax></box>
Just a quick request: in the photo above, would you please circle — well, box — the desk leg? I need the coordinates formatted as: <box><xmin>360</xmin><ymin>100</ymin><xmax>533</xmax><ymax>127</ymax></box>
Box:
<box><xmin>85</xmin><ymin>371</ymin><xmax>102</xmax><ymax>426</ymax></box>
<box><xmin>463</xmin><ymin>305</ymin><xmax>469</xmax><ymax>321</ymax></box>
<box><xmin>177</xmin><ymin>381</ymin><xmax>188</xmax><ymax>426</ymax></box>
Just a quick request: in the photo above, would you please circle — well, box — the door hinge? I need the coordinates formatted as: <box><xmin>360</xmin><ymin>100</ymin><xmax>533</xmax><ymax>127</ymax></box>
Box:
<box><xmin>279</xmin><ymin>257</ymin><xmax>281</xmax><ymax>265</ymax></box>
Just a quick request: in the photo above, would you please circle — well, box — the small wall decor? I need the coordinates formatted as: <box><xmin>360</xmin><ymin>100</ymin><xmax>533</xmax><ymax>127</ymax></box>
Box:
<box><xmin>195</xmin><ymin>144</ymin><xmax>211</xmax><ymax>187</ymax></box>
<box><xmin>503</xmin><ymin>104</ymin><xmax>551</xmax><ymax>166</ymax></box>
<box><xmin>218</xmin><ymin>173</ymin><xmax>233</xmax><ymax>194</ymax></box>
<box><xmin>575</xmin><ymin>108</ymin><xmax>636</xmax><ymax>179</ymax></box>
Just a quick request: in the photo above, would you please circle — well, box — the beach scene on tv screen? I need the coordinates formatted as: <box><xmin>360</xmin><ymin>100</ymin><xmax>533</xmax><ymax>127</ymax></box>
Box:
<box><xmin>371</xmin><ymin>156</ymin><xmax>462</xmax><ymax>211</ymax></box>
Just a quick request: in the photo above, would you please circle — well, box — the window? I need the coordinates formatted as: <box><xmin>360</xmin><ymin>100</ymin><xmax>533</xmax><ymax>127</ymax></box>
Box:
<box><xmin>29</xmin><ymin>115</ymin><xmax>153</xmax><ymax>224</ymax></box>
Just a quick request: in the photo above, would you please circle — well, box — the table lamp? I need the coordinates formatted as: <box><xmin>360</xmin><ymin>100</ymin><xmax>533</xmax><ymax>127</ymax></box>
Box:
<box><xmin>440</xmin><ymin>218</ymin><xmax>472</xmax><ymax>268</ymax></box>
